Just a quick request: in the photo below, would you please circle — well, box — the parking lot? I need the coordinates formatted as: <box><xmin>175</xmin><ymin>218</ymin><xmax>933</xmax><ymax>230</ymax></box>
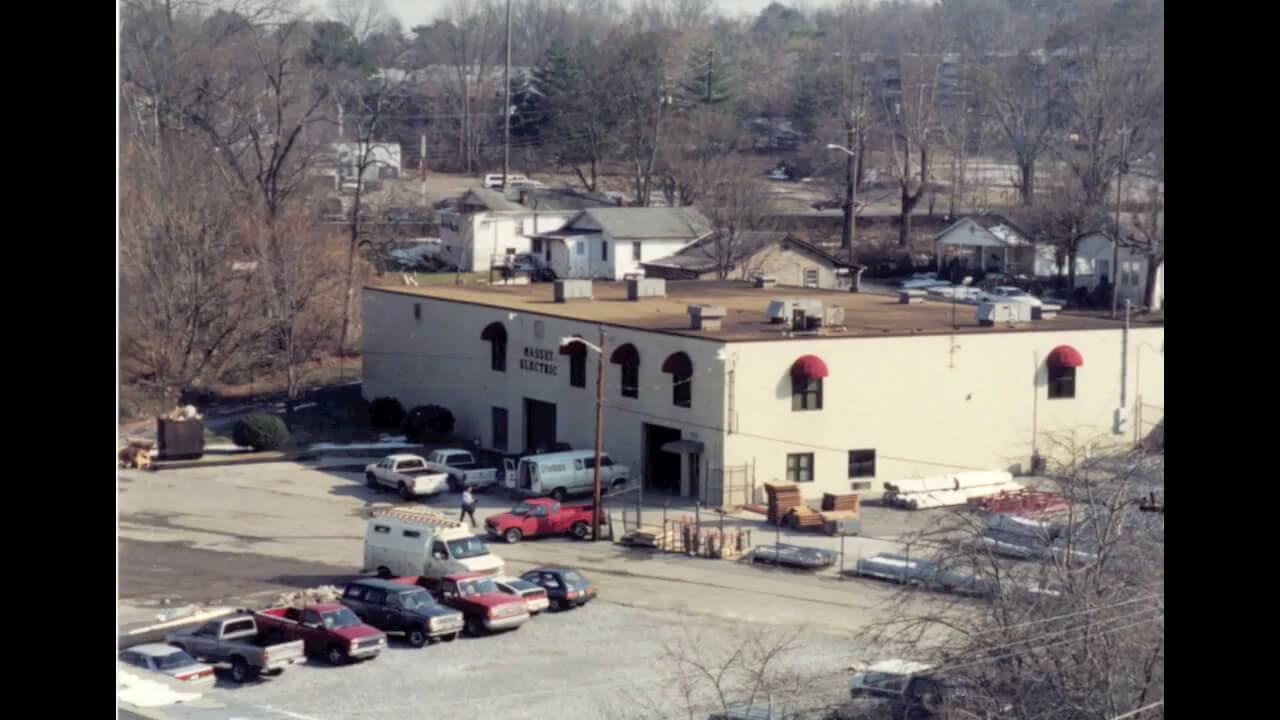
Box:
<box><xmin>119</xmin><ymin>456</ymin><xmax>965</xmax><ymax>718</ymax></box>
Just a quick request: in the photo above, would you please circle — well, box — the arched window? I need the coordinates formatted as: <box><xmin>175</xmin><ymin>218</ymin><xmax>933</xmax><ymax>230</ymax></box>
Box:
<box><xmin>610</xmin><ymin>343</ymin><xmax>641</xmax><ymax>399</ymax></box>
<box><xmin>481</xmin><ymin>322</ymin><xmax>507</xmax><ymax>372</ymax></box>
<box><xmin>790</xmin><ymin>355</ymin><xmax>828</xmax><ymax>411</ymax></box>
<box><xmin>661</xmin><ymin>352</ymin><xmax>693</xmax><ymax>408</ymax></box>
<box><xmin>1046</xmin><ymin>345</ymin><xmax>1083</xmax><ymax>399</ymax></box>
<box><xmin>559</xmin><ymin>335</ymin><xmax>588</xmax><ymax>388</ymax></box>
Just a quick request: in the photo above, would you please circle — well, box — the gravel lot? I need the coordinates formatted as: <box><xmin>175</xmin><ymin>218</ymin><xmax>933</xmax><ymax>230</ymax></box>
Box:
<box><xmin>203</xmin><ymin>599</ymin><xmax>857</xmax><ymax>720</ymax></box>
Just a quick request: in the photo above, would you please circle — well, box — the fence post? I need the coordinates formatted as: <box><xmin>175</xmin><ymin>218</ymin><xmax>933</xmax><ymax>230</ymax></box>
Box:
<box><xmin>840</xmin><ymin>533</ymin><xmax>845</xmax><ymax>579</ymax></box>
<box><xmin>663</xmin><ymin>502</ymin><xmax>669</xmax><ymax>552</ymax></box>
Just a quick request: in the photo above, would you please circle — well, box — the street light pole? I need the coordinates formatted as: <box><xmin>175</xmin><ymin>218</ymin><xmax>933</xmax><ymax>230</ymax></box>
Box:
<box><xmin>1111</xmin><ymin>125</ymin><xmax>1129</xmax><ymax>319</ymax></box>
<box><xmin>592</xmin><ymin>326</ymin><xmax>605</xmax><ymax>541</ymax></box>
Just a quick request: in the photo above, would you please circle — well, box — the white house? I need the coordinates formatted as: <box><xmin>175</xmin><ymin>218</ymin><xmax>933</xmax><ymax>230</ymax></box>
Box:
<box><xmin>332</xmin><ymin>142</ymin><xmax>401</xmax><ymax>184</ymax></box>
<box><xmin>1071</xmin><ymin>231</ymin><xmax>1165</xmax><ymax>311</ymax></box>
<box><xmin>437</xmin><ymin>189</ymin><xmax>580</xmax><ymax>273</ymax></box>
<box><xmin>530</xmin><ymin>207</ymin><xmax>713</xmax><ymax>280</ymax></box>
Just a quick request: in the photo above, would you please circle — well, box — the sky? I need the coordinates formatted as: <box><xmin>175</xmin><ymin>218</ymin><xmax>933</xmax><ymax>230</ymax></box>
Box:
<box><xmin>307</xmin><ymin>0</ymin><xmax>792</xmax><ymax>29</ymax></box>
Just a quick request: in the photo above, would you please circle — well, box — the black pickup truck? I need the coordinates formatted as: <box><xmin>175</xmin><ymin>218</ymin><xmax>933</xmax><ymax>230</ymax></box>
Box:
<box><xmin>339</xmin><ymin>578</ymin><xmax>465</xmax><ymax>647</ymax></box>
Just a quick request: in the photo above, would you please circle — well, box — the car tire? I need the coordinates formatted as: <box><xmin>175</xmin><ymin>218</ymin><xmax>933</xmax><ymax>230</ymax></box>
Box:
<box><xmin>377</xmin><ymin>566</ymin><xmax>391</xmax><ymax>579</ymax></box>
<box><xmin>265</xmin><ymin>668</ymin><xmax>284</xmax><ymax>676</ymax></box>
<box><xmin>448</xmin><ymin>476</ymin><xmax>462</xmax><ymax>493</ymax></box>
<box><xmin>550</xmin><ymin>487</ymin><xmax>567</xmax><ymax>502</ymax></box>
<box><xmin>505</xmin><ymin>527</ymin><xmax>523</xmax><ymax>544</ymax></box>
<box><xmin>556</xmin><ymin>598</ymin><xmax>569</xmax><ymax>612</ymax></box>
<box><xmin>230</xmin><ymin>656</ymin><xmax>252</xmax><ymax>683</ymax></box>
<box><xmin>366</xmin><ymin>473</ymin><xmax>378</xmax><ymax>489</ymax></box>
<box><xmin>326</xmin><ymin>645</ymin><xmax>347</xmax><ymax>666</ymax></box>
<box><xmin>406</xmin><ymin>627</ymin><xmax>428</xmax><ymax>648</ymax></box>
<box><xmin>399</xmin><ymin>483</ymin><xmax>412</xmax><ymax>501</ymax></box>
<box><xmin>465</xmin><ymin>616</ymin><xmax>485</xmax><ymax>637</ymax></box>
<box><xmin>441</xmin><ymin>632</ymin><xmax>458</xmax><ymax>642</ymax></box>
<box><xmin>612</xmin><ymin>479</ymin><xmax>626</xmax><ymax>491</ymax></box>
<box><xmin>571</xmin><ymin>522</ymin><xmax>589</xmax><ymax>540</ymax></box>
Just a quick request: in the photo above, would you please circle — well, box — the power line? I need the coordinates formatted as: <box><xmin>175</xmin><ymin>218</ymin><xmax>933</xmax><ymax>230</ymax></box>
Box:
<box><xmin>1111</xmin><ymin>700</ymin><xmax>1164</xmax><ymax>720</ymax></box>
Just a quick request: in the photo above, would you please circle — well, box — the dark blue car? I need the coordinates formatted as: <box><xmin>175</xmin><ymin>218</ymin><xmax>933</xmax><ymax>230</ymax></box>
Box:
<box><xmin>520</xmin><ymin>567</ymin><xmax>597</xmax><ymax>611</ymax></box>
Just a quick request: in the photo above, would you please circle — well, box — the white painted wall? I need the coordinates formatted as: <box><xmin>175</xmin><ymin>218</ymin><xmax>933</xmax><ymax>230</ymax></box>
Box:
<box><xmin>440</xmin><ymin>211</ymin><xmax>576</xmax><ymax>273</ymax></box>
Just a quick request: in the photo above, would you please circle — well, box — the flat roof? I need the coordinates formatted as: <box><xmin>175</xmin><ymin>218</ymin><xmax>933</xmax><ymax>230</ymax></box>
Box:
<box><xmin>367</xmin><ymin>280</ymin><xmax>1162</xmax><ymax>342</ymax></box>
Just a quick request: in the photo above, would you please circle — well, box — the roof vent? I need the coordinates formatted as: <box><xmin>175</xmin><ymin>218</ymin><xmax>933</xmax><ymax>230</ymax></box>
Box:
<box><xmin>554</xmin><ymin>279</ymin><xmax>593</xmax><ymax>303</ymax></box>
<box><xmin>687</xmin><ymin>304</ymin><xmax>726</xmax><ymax>331</ymax></box>
<box><xmin>766</xmin><ymin>298</ymin><xmax>821</xmax><ymax>324</ymax></box>
<box><xmin>627</xmin><ymin>277</ymin><xmax>666</xmax><ymax>300</ymax></box>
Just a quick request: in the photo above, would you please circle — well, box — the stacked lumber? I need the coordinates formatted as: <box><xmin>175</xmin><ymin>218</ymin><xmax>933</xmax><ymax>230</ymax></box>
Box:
<box><xmin>621</xmin><ymin>526</ymin><xmax>667</xmax><ymax>547</ymax></box>
<box><xmin>821</xmin><ymin>493</ymin><xmax>861</xmax><ymax>513</ymax></box>
<box><xmin>765</xmin><ymin>483</ymin><xmax>803</xmax><ymax>524</ymax></box>
<box><xmin>819</xmin><ymin>510</ymin><xmax>860</xmax><ymax>535</ymax></box>
<box><xmin>273</xmin><ymin>585</ymin><xmax>342</xmax><ymax>608</ymax></box>
<box><xmin>786</xmin><ymin>505</ymin><xmax>822</xmax><ymax>530</ymax></box>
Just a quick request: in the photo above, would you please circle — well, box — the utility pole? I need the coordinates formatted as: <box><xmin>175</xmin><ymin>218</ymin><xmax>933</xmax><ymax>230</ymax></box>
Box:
<box><xmin>1110</xmin><ymin>125</ymin><xmax>1128</xmax><ymax>319</ymax></box>
<box><xmin>591</xmin><ymin>326</ymin><xmax>606</xmax><ymax>541</ymax></box>
<box><xmin>502</xmin><ymin>0</ymin><xmax>512</xmax><ymax>189</ymax></box>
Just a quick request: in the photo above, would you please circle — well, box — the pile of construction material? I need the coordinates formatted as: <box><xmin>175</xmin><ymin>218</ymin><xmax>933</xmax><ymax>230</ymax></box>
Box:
<box><xmin>118</xmin><ymin>438</ymin><xmax>156</xmax><ymax>470</ymax></box>
<box><xmin>785</xmin><ymin>505</ymin><xmax>822</xmax><ymax>530</ymax></box>
<box><xmin>818</xmin><ymin>510</ymin><xmax>861</xmax><ymax>535</ymax></box>
<box><xmin>883</xmin><ymin>471</ymin><xmax>1022</xmax><ymax>510</ymax></box>
<box><xmin>968</xmin><ymin>488</ymin><xmax>1065</xmax><ymax>516</ymax></box>
<box><xmin>821</xmin><ymin>493</ymin><xmax>861</xmax><ymax>513</ymax></box>
<box><xmin>166</xmin><ymin>405</ymin><xmax>203</xmax><ymax>421</ymax></box>
<box><xmin>765</xmin><ymin>483</ymin><xmax>803</xmax><ymax>524</ymax></box>
<box><xmin>272</xmin><ymin>585</ymin><xmax>342</xmax><ymax>608</ymax></box>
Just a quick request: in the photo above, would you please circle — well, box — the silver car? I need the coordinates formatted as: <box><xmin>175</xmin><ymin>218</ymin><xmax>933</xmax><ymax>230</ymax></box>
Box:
<box><xmin>119</xmin><ymin>643</ymin><xmax>216</xmax><ymax>688</ymax></box>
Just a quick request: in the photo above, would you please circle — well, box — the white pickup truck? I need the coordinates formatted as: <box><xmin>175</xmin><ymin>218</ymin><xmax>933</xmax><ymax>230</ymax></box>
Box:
<box><xmin>425</xmin><ymin>449</ymin><xmax>502</xmax><ymax>493</ymax></box>
<box><xmin>365</xmin><ymin>454</ymin><xmax>450</xmax><ymax>500</ymax></box>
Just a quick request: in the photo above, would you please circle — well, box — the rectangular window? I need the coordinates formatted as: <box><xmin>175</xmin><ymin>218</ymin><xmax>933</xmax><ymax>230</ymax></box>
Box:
<box><xmin>532</xmin><ymin>238</ymin><xmax>543</xmax><ymax>254</ymax></box>
<box><xmin>1096</xmin><ymin>259</ymin><xmax>1111</xmax><ymax>284</ymax></box>
<box><xmin>576</xmin><ymin>242</ymin><xmax>585</xmax><ymax>256</ymax></box>
<box><xmin>621</xmin><ymin>364</ymin><xmax>639</xmax><ymax>399</ymax></box>
<box><xmin>570</xmin><ymin>352</ymin><xmax>587</xmax><ymax>388</ymax></box>
<box><xmin>673</xmin><ymin>376</ymin><xmax>691</xmax><ymax>407</ymax></box>
<box><xmin>492</xmin><ymin>407</ymin><xmax>509</xmax><ymax>451</ymax></box>
<box><xmin>848</xmin><ymin>449</ymin><xmax>876</xmax><ymax>478</ymax></box>
<box><xmin>403</xmin><ymin>530</ymin><xmax>421</xmax><ymax>538</ymax></box>
<box><xmin>374</xmin><ymin>525</ymin><xmax>391</xmax><ymax>534</ymax></box>
<box><xmin>632</xmin><ymin>242</ymin><xmax>642</xmax><ymax>261</ymax></box>
<box><xmin>791</xmin><ymin>377</ymin><xmax>823</xmax><ymax>411</ymax></box>
<box><xmin>413</xmin><ymin>303</ymin><xmax>421</xmax><ymax>320</ymax></box>
<box><xmin>787</xmin><ymin>453</ymin><xmax>814</xmax><ymax>483</ymax></box>
<box><xmin>506</xmin><ymin>247</ymin><xmax>516</xmax><ymax>255</ymax></box>
<box><xmin>804</xmin><ymin>268</ymin><xmax>819</xmax><ymax>288</ymax></box>
<box><xmin>491</xmin><ymin>339</ymin><xmax>506</xmax><ymax>372</ymax></box>
<box><xmin>1048</xmin><ymin>366</ymin><xmax>1076</xmax><ymax>399</ymax></box>
<box><xmin>601</xmin><ymin>241</ymin><xmax>609</xmax><ymax>261</ymax></box>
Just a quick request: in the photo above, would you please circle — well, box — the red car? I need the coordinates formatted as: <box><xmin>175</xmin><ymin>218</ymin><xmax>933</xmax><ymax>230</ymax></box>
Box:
<box><xmin>254</xmin><ymin>603</ymin><xmax>386</xmax><ymax>666</ymax></box>
<box><xmin>393</xmin><ymin>573</ymin><xmax>530</xmax><ymax>637</ymax></box>
<box><xmin>484</xmin><ymin>498</ymin><xmax>605</xmax><ymax>543</ymax></box>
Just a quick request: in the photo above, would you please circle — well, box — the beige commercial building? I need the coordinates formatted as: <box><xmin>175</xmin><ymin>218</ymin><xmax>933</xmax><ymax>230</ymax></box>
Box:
<box><xmin>362</xmin><ymin>281</ymin><xmax>1165</xmax><ymax>505</ymax></box>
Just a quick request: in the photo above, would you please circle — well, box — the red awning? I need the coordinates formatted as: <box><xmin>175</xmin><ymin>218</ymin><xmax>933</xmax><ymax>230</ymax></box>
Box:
<box><xmin>790</xmin><ymin>354</ymin><xmax>829</xmax><ymax>379</ymax></box>
<box><xmin>1047</xmin><ymin>345</ymin><xmax>1084</xmax><ymax>368</ymax></box>
<box><xmin>661</xmin><ymin>352</ymin><xmax>692</xmax><ymax>376</ymax></box>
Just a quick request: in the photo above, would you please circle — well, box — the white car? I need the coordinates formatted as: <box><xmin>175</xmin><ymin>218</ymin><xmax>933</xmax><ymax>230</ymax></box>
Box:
<box><xmin>493</xmin><ymin>576</ymin><xmax>551</xmax><ymax>615</ymax></box>
<box><xmin>119</xmin><ymin>644</ymin><xmax>216</xmax><ymax>688</ymax></box>
<box><xmin>980</xmin><ymin>286</ymin><xmax>1043</xmax><ymax>307</ymax></box>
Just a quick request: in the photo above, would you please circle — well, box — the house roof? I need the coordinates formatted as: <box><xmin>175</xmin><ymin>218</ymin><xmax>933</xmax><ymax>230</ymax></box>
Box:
<box><xmin>511</xmin><ymin>187</ymin><xmax>619</xmax><ymax>212</ymax></box>
<box><xmin>569</xmin><ymin>207</ymin><xmax>713</xmax><ymax>241</ymax></box>
<box><xmin>934</xmin><ymin>212</ymin><xmax>1034</xmax><ymax>248</ymax></box>
<box><xmin>642</xmin><ymin>231</ymin><xmax>864</xmax><ymax>273</ymax></box>
<box><xmin>460</xmin><ymin>189</ymin><xmax>524</xmax><ymax>213</ymax></box>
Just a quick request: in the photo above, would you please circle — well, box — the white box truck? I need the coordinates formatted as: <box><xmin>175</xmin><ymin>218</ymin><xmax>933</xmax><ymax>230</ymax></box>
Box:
<box><xmin>363</xmin><ymin>507</ymin><xmax>505</xmax><ymax>580</ymax></box>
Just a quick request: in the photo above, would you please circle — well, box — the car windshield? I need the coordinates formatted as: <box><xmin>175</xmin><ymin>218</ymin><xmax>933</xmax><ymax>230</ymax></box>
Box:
<box><xmin>562</xmin><ymin>570</ymin><xmax>588</xmax><ymax>586</ymax></box>
<box><xmin>154</xmin><ymin>650</ymin><xmax>196</xmax><ymax>670</ymax></box>
<box><xmin>459</xmin><ymin>578</ymin><xmax>499</xmax><ymax>596</ymax></box>
<box><xmin>447</xmin><ymin>537</ymin><xmax>489</xmax><ymax>559</ymax></box>
<box><xmin>506</xmin><ymin>579</ymin><xmax>538</xmax><ymax>592</ymax></box>
<box><xmin>321</xmin><ymin>608</ymin><xmax>363</xmax><ymax>629</ymax></box>
<box><xmin>398</xmin><ymin>589</ymin><xmax>439</xmax><ymax>611</ymax></box>
<box><xmin>1005</xmin><ymin>289</ymin><xmax>1028</xmax><ymax>297</ymax></box>
<box><xmin>510</xmin><ymin>502</ymin><xmax>533</xmax><ymax>516</ymax></box>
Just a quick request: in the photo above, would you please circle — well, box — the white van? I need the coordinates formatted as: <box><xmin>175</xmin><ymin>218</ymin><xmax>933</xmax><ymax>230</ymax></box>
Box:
<box><xmin>507</xmin><ymin>450</ymin><xmax>630</xmax><ymax>502</ymax></box>
<box><xmin>362</xmin><ymin>507</ymin><xmax>505</xmax><ymax>580</ymax></box>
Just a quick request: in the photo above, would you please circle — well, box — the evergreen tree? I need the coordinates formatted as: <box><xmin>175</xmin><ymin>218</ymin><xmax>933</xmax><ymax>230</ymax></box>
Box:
<box><xmin>679</xmin><ymin>44</ymin><xmax>734</xmax><ymax>106</ymax></box>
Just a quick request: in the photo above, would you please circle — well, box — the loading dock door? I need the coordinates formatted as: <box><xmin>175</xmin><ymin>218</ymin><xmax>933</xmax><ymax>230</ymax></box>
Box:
<box><xmin>643</xmin><ymin>423</ymin><xmax>682</xmax><ymax>493</ymax></box>
<box><xmin>524</xmin><ymin>398</ymin><xmax>557</xmax><ymax>454</ymax></box>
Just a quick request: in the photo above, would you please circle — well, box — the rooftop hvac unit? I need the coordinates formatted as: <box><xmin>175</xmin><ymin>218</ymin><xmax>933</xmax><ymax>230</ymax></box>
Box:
<box><xmin>626</xmin><ymin>277</ymin><xmax>666</xmax><ymax>300</ymax></box>
<box><xmin>823</xmin><ymin>305</ymin><xmax>846</xmax><ymax>327</ymax></box>
<box><xmin>554</xmin><ymin>279</ymin><xmax>593</xmax><ymax>302</ymax></box>
<box><xmin>766</xmin><ymin>298</ymin><xmax>822</xmax><ymax>324</ymax></box>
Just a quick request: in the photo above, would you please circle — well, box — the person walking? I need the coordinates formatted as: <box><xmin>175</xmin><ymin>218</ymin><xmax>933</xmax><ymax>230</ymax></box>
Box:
<box><xmin>459</xmin><ymin>486</ymin><xmax>477</xmax><ymax>528</ymax></box>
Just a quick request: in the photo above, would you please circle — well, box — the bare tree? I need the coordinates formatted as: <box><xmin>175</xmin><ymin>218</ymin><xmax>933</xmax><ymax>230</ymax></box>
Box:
<box><xmin>698</xmin><ymin>174</ymin><xmax>782</xmax><ymax>280</ymax></box>
<box><xmin>1123</xmin><ymin>171</ymin><xmax>1164</xmax><ymax>310</ymax></box>
<box><xmin>119</xmin><ymin>139</ymin><xmax>264</xmax><ymax>410</ymax></box>
<box><xmin>866</xmin><ymin>439</ymin><xmax>1164</xmax><ymax>720</ymax></box>
<box><xmin>326</xmin><ymin>0</ymin><xmax>388</xmax><ymax>44</ymax></box>
<box><xmin>610</xmin><ymin>27</ymin><xmax>677</xmax><ymax>206</ymax></box>
<box><xmin>442</xmin><ymin>0</ymin><xmax>503</xmax><ymax>174</ymax></box>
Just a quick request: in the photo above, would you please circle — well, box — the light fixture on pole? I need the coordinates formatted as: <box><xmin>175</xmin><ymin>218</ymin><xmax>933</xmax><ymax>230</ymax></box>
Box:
<box><xmin>560</xmin><ymin>329</ymin><xmax>606</xmax><ymax>541</ymax></box>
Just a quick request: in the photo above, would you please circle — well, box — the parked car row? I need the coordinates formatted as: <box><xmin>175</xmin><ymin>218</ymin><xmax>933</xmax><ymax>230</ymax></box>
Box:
<box><xmin>123</xmin><ymin>565</ymin><xmax>598</xmax><ymax>687</ymax></box>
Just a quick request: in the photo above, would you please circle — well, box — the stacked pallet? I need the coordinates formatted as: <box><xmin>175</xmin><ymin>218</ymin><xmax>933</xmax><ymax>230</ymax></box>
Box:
<box><xmin>818</xmin><ymin>510</ymin><xmax>861</xmax><ymax>535</ymax></box>
<box><xmin>621</xmin><ymin>526</ymin><xmax>668</xmax><ymax>548</ymax></box>
<box><xmin>821</xmin><ymin>493</ymin><xmax>861</xmax><ymax>513</ymax></box>
<box><xmin>786</xmin><ymin>505</ymin><xmax>823</xmax><ymax>530</ymax></box>
<box><xmin>765</xmin><ymin>483</ymin><xmax>803</xmax><ymax>524</ymax></box>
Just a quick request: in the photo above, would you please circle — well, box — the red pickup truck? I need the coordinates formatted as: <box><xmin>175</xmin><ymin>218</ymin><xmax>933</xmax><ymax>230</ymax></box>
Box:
<box><xmin>484</xmin><ymin>498</ymin><xmax>605</xmax><ymax>543</ymax></box>
<box><xmin>254</xmin><ymin>603</ymin><xmax>386</xmax><ymax>666</ymax></box>
<box><xmin>392</xmin><ymin>573</ymin><xmax>529</xmax><ymax>637</ymax></box>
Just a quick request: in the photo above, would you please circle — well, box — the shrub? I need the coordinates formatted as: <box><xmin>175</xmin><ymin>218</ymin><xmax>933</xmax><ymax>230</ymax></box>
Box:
<box><xmin>232</xmin><ymin>412</ymin><xmax>291</xmax><ymax>451</ymax></box>
<box><xmin>369</xmin><ymin>397</ymin><xmax>406</xmax><ymax>430</ymax></box>
<box><xmin>343</xmin><ymin>396</ymin><xmax>371</xmax><ymax>428</ymax></box>
<box><xmin>403</xmin><ymin>404</ymin><xmax>455</xmax><ymax>441</ymax></box>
